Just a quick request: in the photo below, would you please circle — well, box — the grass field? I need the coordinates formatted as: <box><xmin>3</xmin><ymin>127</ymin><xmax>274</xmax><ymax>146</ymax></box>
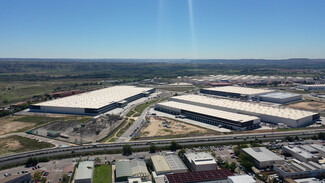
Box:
<box><xmin>0</xmin><ymin>135</ymin><xmax>55</xmax><ymax>156</ymax></box>
<box><xmin>93</xmin><ymin>164</ymin><xmax>112</xmax><ymax>183</ymax></box>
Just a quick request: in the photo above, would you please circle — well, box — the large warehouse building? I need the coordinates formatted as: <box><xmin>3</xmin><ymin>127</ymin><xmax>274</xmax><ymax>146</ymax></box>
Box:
<box><xmin>155</xmin><ymin>101</ymin><xmax>260</xmax><ymax>130</ymax></box>
<box><xmin>168</xmin><ymin>95</ymin><xmax>319</xmax><ymax>128</ymax></box>
<box><xmin>200</xmin><ymin>86</ymin><xmax>274</xmax><ymax>98</ymax></box>
<box><xmin>30</xmin><ymin>86</ymin><xmax>155</xmax><ymax>115</ymax></box>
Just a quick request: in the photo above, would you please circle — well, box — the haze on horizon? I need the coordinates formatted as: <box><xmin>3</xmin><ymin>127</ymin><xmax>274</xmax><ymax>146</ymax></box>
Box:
<box><xmin>0</xmin><ymin>0</ymin><xmax>325</xmax><ymax>59</ymax></box>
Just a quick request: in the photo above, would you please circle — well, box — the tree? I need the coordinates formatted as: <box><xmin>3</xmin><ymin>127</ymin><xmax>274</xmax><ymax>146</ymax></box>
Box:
<box><xmin>62</xmin><ymin>174</ymin><xmax>69</xmax><ymax>183</ymax></box>
<box><xmin>26</xmin><ymin>157</ymin><xmax>38</xmax><ymax>167</ymax></box>
<box><xmin>178</xmin><ymin>149</ymin><xmax>186</xmax><ymax>159</ymax></box>
<box><xmin>229</xmin><ymin>162</ymin><xmax>237</xmax><ymax>172</ymax></box>
<box><xmin>149</xmin><ymin>144</ymin><xmax>157</xmax><ymax>153</ymax></box>
<box><xmin>170</xmin><ymin>141</ymin><xmax>181</xmax><ymax>151</ymax></box>
<box><xmin>33</xmin><ymin>171</ymin><xmax>42</xmax><ymax>181</ymax></box>
<box><xmin>123</xmin><ymin>145</ymin><xmax>132</xmax><ymax>155</ymax></box>
<box><xmin>318</xmin><ymin>132</ymin><xmax>325</xmax><ymax>140</ymax></box>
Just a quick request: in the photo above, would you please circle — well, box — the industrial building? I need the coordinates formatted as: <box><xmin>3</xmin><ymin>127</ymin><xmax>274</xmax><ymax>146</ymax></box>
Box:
<box><xmin>165</xmin><ymin>154</ymin><xmax>188</xmax><ymax>173</ymax></box>
<box><xmin>296</xmin><ymin>84</ymin><xmax>325</xmax><ymax>91</ymax></box>
<box><xmin>227</xmin><ymin>175</ymin><xmax>256</xmax><ymax>183</ymax></box>
<box><xmin>183</xmin><ymin>152</ymin><xmax>217</xmax><ymax>171</ymax></box>
<box><xmin>165</xmin><ymin>169</ymin><xmax>233</xmax><ymax>183</ymax></box>
<box><xmin>242</xmin><ymin>147</ymin><xmax>285</xmax><ymax>169</ymax></box>
<box><xmin>282</xmin><ymin>146</ymin><xmax>319</xmax><ymax>163</ymax></box>
<box><xmin>115</xmin><ymin>159</ymin><xmax>150</xmax><ymax>182</ymax></box>
<box><xmin>309</xmin><ymin>144</ymin><xmax>325</xmax><ymax>157</ymax></box>
<box><xmin>258</xmin><ymin>92</ymin><xmax>302</xmax><ymax>104</ymax></box>
<box><xmin>274</xmin><ymin>159</ymin><xmax>325</xmax><ymax>179</ymax></box>
<box><xmin>29</xmin><ymin>86</ymin><xmax>155</xmax><ymax>115</ymax></box>
<box><xmin>200</xmin><ymin>86</ymin><xmax>274</xmax><ymax>98</ymax></box>
<box><xmin>169</xmin><ymin>94</ymin><xmax>319</xmax><ymax>128</ymax></box>
<box><xmin>75</xmin><ymin>161</ymin><xmax>94</xmax><ymax>183</ymax></box>
<box><xmin>151</xmin><ymin>155</ymin><xmax>172</xmax><ymax>175</ymax></box>
<box><xmin>155</xmin><ymin>101</ymin><xmax>260</xmax><ymax>130</ymax></box>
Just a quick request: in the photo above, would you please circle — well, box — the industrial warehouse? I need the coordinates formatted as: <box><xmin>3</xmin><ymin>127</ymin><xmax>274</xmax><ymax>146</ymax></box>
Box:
<box><xmin>29</xmin><ymin>86</ymin><xmax>155</xmax><ymax>115</ymax></box>
<box><xmin>200</xmin><ymin>86</ymin><xmax>274</xmax><ymax>99</ymax></box>
<box><xmin>164</xmin><ymin>94</ymin><xmax>319</xmax><ymax>128</ymax></box>
<box><xmin>155</xmin><ymin>101</ymin><xmax>261</xmax><ymax>130</ymax></box>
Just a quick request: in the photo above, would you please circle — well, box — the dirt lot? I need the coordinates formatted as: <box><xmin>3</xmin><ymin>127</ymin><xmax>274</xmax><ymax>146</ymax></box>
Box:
<box><xmin>0</xmin><ymin>116</ymin><xmax>37</xmax><ymax>135</ymax></box>
<box><xmin>0</xmin><ymin>135</ymin><xmax>54</xmax><ymax>156</ymax></box>
<box><xmin>140</xmin><ymin>116</ymin><xmax>215</xmax><ymax>138</ymax></box>
<box><xmin>288</xmin><ymin>101</ymin><xmax>325</xmax><ymax>111</ymax></box>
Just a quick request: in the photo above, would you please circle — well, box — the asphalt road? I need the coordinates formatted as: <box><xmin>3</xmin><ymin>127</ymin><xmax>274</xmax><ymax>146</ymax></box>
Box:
<box><xmin>0</xmin><ymin>128</ymin><xmax>324</xmax><ymax>167</ymax></box>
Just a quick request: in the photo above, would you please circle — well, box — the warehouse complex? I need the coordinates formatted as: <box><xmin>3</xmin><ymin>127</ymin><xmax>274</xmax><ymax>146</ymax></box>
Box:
<box><xmin>200</xmin><ymin>86</ymin><xmax>274</xmax><ymax>98</ymax></box>
<box><xmin>242</xmin><ymin>147</ymin><xmax>285</xmax><ymax>169</ymax></box>
<box><xmin>29</xmin><ymin>86</ymin><xmax>155</xmax><ymax>115</ymax></box>
<box><xmin>115</xmin><ymin>159</ymin><xmax>150</xmax><ymax>182</ymax></box>
<box><xmin>258</xmin><ymin>92</ymin><xmax>302</xmax><ymax>104</ymax></box>
<box><xmin>155</xmin><ymin>101</ymin><xmax>260</xmax><ymax>130</ymax></box>
<box><xmin>282</xmin><ymin>146</ymin><xmax>318</xmax><ymax>163</ymax></box>
<box><xmin>75</xmin><ymin>161</ymin><xmax>94</xmax><ymax>183</ymax></box>
<box><xmin>296</xmin><ymin>84</ymin><xmax>325</xmax><ymax>91</ymax></box>
<box><xmin>167</xmin><ymin>94</ymin><xmax>319</xmax><ymax>128</ymax></box>
<box><xmin>151</xmin><ymin>154</ymin><xmax>188</xmax><ymax>175</ymax></box>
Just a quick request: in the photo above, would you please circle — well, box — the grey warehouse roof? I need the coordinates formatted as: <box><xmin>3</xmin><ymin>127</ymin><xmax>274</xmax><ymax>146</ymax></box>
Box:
<box><xmin>202</xmin><ymin>86</ymin><xmax>274</xmax><ymax>95</ymax></box>
<box><xmin>165</xmin><ymin>154</ymin><xmax>187</xmax><ymax>171</ymax></box>
<box><xmin>243</xmin><ymin>147</ymin><xmax>284</xmax><ymax>162</ymax></box>
<box><xmin>259</xmin><ymin>92</ymin><xmax>301</xmax><ymax>99</ymax></box>
<box><xmin>116</xmin><ymin>160</ymin><xmax>132</xmax><ymax>178</ymax></box>
<box><xmin>35</xmin><ymin>86</ymin><xmax>153</xmax><ymax>109</ymax></box>
<box><xmin>156</xmin><ymin>101</ymin><xmax>259</xmax><ymax>123</ymax></box>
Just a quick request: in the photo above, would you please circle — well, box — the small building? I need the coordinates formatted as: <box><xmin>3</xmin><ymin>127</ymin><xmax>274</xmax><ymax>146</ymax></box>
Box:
<box><xmin>183</xmin><ymin>152</ymin><xmax>217</xmax><ymax>171</ymax></box>
<box><xmin>227</xmin><ymin>175</ymin><xmax>256</xmax><ymax>183</ymax></box>
<box><xmin>259</xmin><ymin>92</ymin><xmax>302</xmax><ymax>104</ymax></box>
<box><xmin>151</xmin><ymin>155</ymin><xmax>172</xmax><ymax>175</ymax></box>
<box><xmin>47</xmin><ymin>131</ymin><xmax>60</xmax><ymax>137</ymax></box>
<box><xmin>165</xmin><ymin>154</ymin><xmax>188</xmax><ymax>173</ymax></box>
<box><xmin>274</xmin><ymin>160</ymin><xmax>325</xmax><ymax>179</ymax></box>
<box><xmin>242</xmin><ymin>147</ymin><xmax>285</xmax><ymax>169</ymax></box>
<box><xmin>75</xmin><ymin>161</ymin><xmax>94</xmax><ymax>183</ymax></box>
<box><xmin>287</xmin><ymin>177</ymin><xmax>322</xmax><ymax>183</ymax></box>
<box><xmin>282</xmin><ymin>146</ymin><xmax>318</xmax><ymax>163</ymax></box>
<box><xmin>309</xmin><ymin>144</ymin><xmax>325</xmax><ymax>157</ymax></box>
<box><xmin>116</xmin><ymin>160</ymin><xmax>133</xmax><ymax>182</ymax></box>
<box><xmin>165</xmin><ymin>169</ymin><xmax>233</xmax><ymax>183</ymax></box>
<box><xmin>115</xmin><ymin>159</ymin><xmax>150</xmax><ymax>182</ymax></box>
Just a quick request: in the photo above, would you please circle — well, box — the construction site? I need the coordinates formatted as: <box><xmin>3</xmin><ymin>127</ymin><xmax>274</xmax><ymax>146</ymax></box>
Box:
<box><xmin>33</xmin><ymin>114</ymin><xmax>123</xmax><ymax>144</ymax></box>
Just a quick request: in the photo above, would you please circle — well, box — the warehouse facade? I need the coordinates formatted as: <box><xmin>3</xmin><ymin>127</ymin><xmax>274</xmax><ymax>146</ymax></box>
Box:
<box><xmin>168</xmin><ymin>95</ymin><xmax>319</xmax><ymax>128</ymax></box>
<box><xmin>30</xmin><ymin>86</ymin><xmax>155</xmax><ymax>115</ymax></box>
<box><xmin>155</xmin><ymin>101</ymin><xmax>260</xmax><ymax>130</ymax></box>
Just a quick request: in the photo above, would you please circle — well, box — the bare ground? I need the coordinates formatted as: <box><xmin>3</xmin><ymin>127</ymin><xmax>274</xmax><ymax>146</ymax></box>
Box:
<box><xmin>288</xmin><ymin>101</ymin><xmax>325</xmax><ymax>111</ymax></box>
<box><xmin>140</xmin><ymin>116</ymin><xmax>213</xmax><ymax>138</ymax></box>
<box><xmin>0</xmin><ymin>116</ymin><xmax>35</xmax><ymax>135</ymax></box>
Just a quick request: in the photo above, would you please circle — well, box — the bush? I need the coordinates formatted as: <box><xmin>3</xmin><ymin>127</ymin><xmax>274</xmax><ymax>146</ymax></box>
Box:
<box><xmin>170</xmin><ymin>141</ymin><xmax>181</xmax><ymax>151</ymax></box>
<box><xmin>149</xmin><ymin>144</ymin><xmax>157</xmax><ymax>153</ymax></box>
<box><xmin>123</xmin><ymin>145</ymin><xmax>132</xmax><ymax>155</ymax></box>
<box><xmin>26</xmin><ymin>157</ymin><xmax>38</xmax><ymax>167</ymax></box>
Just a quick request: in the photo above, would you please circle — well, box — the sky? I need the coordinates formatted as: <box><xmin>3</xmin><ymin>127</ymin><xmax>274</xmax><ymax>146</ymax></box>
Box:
<box><xmin>0</xmin><ymin>0</ymin><xmax>325</xmax><ymax>59</ymax></box>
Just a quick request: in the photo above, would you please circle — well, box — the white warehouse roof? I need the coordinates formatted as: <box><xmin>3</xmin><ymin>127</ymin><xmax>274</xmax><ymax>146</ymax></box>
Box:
<box><xmin>228</xmin><ymin>175</ymin><xmax>256</xmax><ymax>183</ymax></box>
<box><xmin>202</xmin><ymin>86</ymin><xmax>274</xmax><ymax>95</ymax></box>
<box><xmin>35</xmin><ymin>86</ymin><xmax>153</xmax><ymax>109</ymax></box>
<box><xmin>156</xmin><ymin>101</ymin><xmax>259</xmax><ymax>123</ymax></box>
<box><xmin>151</xmin><ymin>155</ymin><xmax>172</xmax><ymax>173</ymax></box>
<box><xmin>259</xmin><ymin>92</ymin><xmax>301</xmax><ymax>99</ymax></box>
<box><xmin>165</xmin><ymin>154</ymin><xmax>188</xmax><ymax>172</ymax></box>
<box><xmin>242</xmin><ymin>147</ymin><xmax>284</xmax><ymax>163</ymax></box>
<box><xmin>185</xmin><ymin>152</ymin><xmax>217</xmax><ymax>166</ymax></box>
<box><xmin>170</xmin><ymin>95</ymin><xmax>317</xmax><ymax>120</ymax></box>
<box><xmin>75</xmin><ymin>161</ymin><xmax>94</xmax><ymax>180</ymax></box>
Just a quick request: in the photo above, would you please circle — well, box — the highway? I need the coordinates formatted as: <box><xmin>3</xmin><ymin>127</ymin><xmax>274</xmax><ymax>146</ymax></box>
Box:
<box><xmin>0</xmin><ymin>128</ymin><xmax>324</xmax><ymax>167</ymax></box>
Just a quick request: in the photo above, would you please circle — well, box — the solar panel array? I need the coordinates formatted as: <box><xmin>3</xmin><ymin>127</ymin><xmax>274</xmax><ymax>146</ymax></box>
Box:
<box><xmin>166</xmin><ymin>169</ymin><xmax>233</xmax><ymax>183</ymax></box>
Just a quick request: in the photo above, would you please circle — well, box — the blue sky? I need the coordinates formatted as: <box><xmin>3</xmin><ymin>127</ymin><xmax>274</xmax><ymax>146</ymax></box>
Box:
<box><xmin>0</xmin><ymin>0</ymin><xmax>324</xmax><ymax>59</ymax></box>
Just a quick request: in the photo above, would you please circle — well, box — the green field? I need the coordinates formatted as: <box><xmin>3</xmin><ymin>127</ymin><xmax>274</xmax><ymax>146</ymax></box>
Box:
<box><xmin>93</xmin><ymin>164</ymin><xmax>112</xmax><ymax>183</ymax></box>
